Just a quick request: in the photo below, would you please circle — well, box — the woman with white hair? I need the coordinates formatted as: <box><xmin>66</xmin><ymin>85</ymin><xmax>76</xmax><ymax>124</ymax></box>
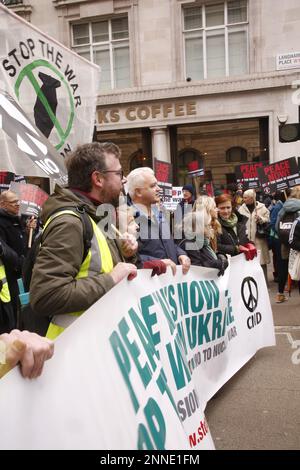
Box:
<box><xmin>239</xmin><ymin>189</ymin><xmax>270</xmax><ymax>285</ymax></box>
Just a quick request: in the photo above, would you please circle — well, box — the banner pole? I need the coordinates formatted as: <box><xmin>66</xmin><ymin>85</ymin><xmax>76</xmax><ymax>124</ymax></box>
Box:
<box><xmin>28</xmin><ymin>227</ymin><xmax>33</xmax><ymax>248</ymax></box>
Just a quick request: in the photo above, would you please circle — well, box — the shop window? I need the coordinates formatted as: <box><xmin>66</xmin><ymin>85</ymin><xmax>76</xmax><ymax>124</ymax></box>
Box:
<box><xmin>130</xmin><ymin>149</ymin><xmax>152</xmax><ymax>171</ymax></box>
<box><xmin>183</xmin><ymin>0</ymin><xmax>248</xmax><ymax>80</ymax></box>
<box><xmin>226</xmin><ymin>146</ymin><xmax>247</xmax><ymax>162</ymax></box>
<box><xmin>72</xmin><ymin>16</ymin><xmax>130</xmax><ymax>91</ymax></box>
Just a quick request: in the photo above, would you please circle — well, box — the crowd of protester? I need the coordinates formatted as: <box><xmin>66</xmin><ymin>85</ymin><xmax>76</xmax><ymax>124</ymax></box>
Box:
<box><xmin>1</xmin><ymin>141</ymin><xmax>300</xmax><ymax>377</ymax></box>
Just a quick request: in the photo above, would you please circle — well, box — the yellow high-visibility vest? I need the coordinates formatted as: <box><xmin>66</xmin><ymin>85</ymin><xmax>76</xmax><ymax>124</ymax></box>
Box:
<box><xmin>0</xmin><ymin>260</ymin><xmax>11</xmax><ymax>303</ymax></box>
<box><xmin>45</xmin><ymin>210</ymin><xmax>113</xmax><ymax>340</ymax></box>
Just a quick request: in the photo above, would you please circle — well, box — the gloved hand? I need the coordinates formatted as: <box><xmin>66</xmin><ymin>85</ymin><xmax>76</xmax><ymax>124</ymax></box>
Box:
<box><xmin>143</xmin><ymin>260</ymin><xmax>167</xmax><ymax>276</ymax></box>
<box><xmin>238</xmin><ymin>245</ymin><xmax>251</xmax><ymax>261</ymax></box>
<box><xmin>244</xmin><ymin>243</ymin><xmax>257</xmax><ymax>260</ymax></box>
<box><xmin>217</xmin><ymin>254</ymin><xmax>229</xmax><ymax>276</ymax></box>
<box><xmin>127</xmin><ymin>271</ymin><xmax>137</xmax><ymax>281</ymax></box>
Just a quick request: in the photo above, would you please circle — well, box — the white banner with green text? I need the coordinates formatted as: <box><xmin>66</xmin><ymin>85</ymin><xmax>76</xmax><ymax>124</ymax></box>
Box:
<box><xmin>0</xmin><ymin>255</ymin><xmax>275</xmax><ymax>450</ymax></box>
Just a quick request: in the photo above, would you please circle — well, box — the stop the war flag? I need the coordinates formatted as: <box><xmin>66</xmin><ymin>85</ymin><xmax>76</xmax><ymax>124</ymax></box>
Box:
<box><xmin>0</xmin><ymin>3</ymin><xmax>99</xmax><ymax>175</ymax></box>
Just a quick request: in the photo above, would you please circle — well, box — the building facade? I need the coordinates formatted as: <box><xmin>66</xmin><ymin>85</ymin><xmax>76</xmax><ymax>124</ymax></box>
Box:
<box><xmin>4</xmin><ymin>0</ymin><xmax>300</xmax><ymax>187</ymax></box>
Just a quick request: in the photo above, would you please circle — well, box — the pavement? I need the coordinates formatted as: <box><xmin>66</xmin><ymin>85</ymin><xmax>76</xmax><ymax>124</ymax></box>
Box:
<box><xmin>205</xmin><ymin>268</ymin><xmax>300</xmax><ymax>450</ymax></box>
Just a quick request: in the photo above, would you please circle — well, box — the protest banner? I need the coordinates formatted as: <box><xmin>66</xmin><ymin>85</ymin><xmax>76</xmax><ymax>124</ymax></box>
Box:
<box><xmin>163</xmin><ymin>186</ymin><xmax>183</xmax><ymax>211</ymax></box>
<box><xmin>235</xmin><ymin>162</ymin><xmax>265</xmax><ymax>190</ymax></box>
<box><xmin>257</xmin><ymin>157</ymin><xmax>300</xmax><ymax>194</ymax></box>
<box><xmin>187</xmin><ymin>160</ymin><xmax>204</xmax><ymax>177</ymax></box>
<box><xmin>9</xmin><ymin>181</ymin><xmax>48</xmax><ymax>217</ymax></box>
<box><xmin>0</xmin><ymin>171</ymin><xmax>26</xmax><ymax>193</ymax></box>
<box><xmin>0</xmin><ymin>255</ymin><xmax>274</xmax><ymax>450</ymax></box>
<box><xmin>0</xmin><ymin>3</ymin><xmax>99</xmax><ymax>175</ymax></box>
<box><xmin>0</xmin><ymin>170</ymin><xmax>15</xmax><ymax>193</ymax></box>
<box><xmin>154</xmin><ymin>159</ymin><xmax>173</xmax><ymax>209</ymax></box>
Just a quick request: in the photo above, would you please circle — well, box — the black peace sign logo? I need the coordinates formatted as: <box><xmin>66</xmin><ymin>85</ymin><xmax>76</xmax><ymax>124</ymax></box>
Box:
<box><xmin>241</xmin><ymin>277</ymin><xmax>258</xmax><ymax>312</ymax></box>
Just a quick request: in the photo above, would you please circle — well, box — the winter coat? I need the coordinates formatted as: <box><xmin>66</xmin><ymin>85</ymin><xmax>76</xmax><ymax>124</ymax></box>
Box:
<box><xmin>289</xmin><ymin>217</ymin><xmax>300</xmax><ymax>251</ymax></box>
<box><xmin>275</xmin><ymin>198</ymin><xmax>300</xmax><ymax>233</ymax></box>
<box><xmin>270</xmin><ymin>201</ymin><xmax>283</xmax><ymax>236</ymax></box>
<box><xmin>0</xmin><ymin>239</ymin><xmax>17</xmax><ymax>333</ymax></box>
<box><xmin>133</xmin><ymin>206</ymin><xmax>187</xmax><ymax>263</ymax></box>
<box><xmin>177</xmin><ymin>238</ymin><xmax>228</xmax><ymax>275</ymax></box>
<box><xmin>0</xmin><ymin>209</ymin><xmax>29</xmax><ymax>318</ymax></box>
<box><xmin>30</xmin><ymin>185</ymin><xmax>125</xmax><ymax>318</ymax></box>
<box><xmin>239</xmin><ymin>201</ymin><xmax>270</xmax><ymax>265</ymax></box>
<box><xmin>217</xmin><ymin>212</ymin><xmax>249</xmax><ymax>256</ymax></box>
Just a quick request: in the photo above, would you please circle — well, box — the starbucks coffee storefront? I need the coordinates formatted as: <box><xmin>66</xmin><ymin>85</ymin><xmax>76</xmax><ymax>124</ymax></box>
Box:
<box><xmin>95</xmin><ymin>75</ymin><xmax>300</xmax><ymax>187</ymax></box>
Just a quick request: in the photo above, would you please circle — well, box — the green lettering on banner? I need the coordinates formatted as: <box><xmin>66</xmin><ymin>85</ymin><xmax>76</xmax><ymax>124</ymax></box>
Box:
<box><xmin>176</xmin><ymin>321</ymin><xmax>187</xmax><ymax>355</ymax></box>
<box><xmin>185</xmin><ymin>316</ymin><xmax>198</xmax><ymax>349</ymax></box>
<box><xmin>140</xmin><ymin>295</ymin><xmax>161</xmax><ymax>350</ymax></box>
<box><xmin>129</xmin><ymin>307</ymin><xmax>159</xmax><ymax>368</ymax></box>
<box><xmin>190</xmin><ymin>281</ymin><xmax>205</xmax><ymax>313</ymax></box>
<box><xmin>156</xmin><ymin>288</ymin><xmax>175</xmax><ymax>334</ymax></box>
<box><xmin>109</xmin><ymin>330</ymin><xmax>139</xmax><ymax>413</ymax></box>
<box><xmin>137</xmin><ymin>423</ymin><xmax>154</xmax><ymax>450</ymax></box>
<box><xmin>197</xmin><ymin>312</ymin><xmax>211</xmax><ymax>345</ymax></box>
<box><xmin>211</xmin><ymin>310</ymin><xmax>223</xmax><ymax>341</ymax></box>
<box><xmin>156</xmin><ymin>368</ymin><xmax>178</xmax><ymax>415</ymax></box>
<box><xmin>167</xmin><ymin>284</ymin><xmax>178</xmax><ymax>321</ymax></box>
<box><xmin>166</xmin><ymin>336</ymin><xmax>191</xmax><ymax>390</ymax></box>
<box><xmin>119</xmin><ymin>317</ymin><xmax>152</xmax><ymax>389</ymax></box>
<box><xmin>227</xmin><ymin>295</ymin><xmax>234</xmax><ymax>322</ymax></box>
<box><xmin>177</xmin><ymin>282</ymin><xmax>189</xmax><ymax>315</ymax></box>
<box><xmin>137</xmin><ymin>398</ymin><xmax>166</xmax><ymax>450</ymax></box>
<box><xmin>200</xmin><ymin>280</ymin><xmax>219</xmax><ymax>309</ymax></box>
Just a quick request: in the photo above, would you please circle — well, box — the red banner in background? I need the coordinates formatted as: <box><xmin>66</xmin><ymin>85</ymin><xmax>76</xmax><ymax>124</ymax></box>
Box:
<box><xmin>10</xmin><ymin>182</ymin><xmax>48</xmax><ymax>217</ymax></box>
<box><xmin>187</xmin><ymin>160</ymin><xmax>204</xmax><ymax>177</ymax></box>
<box><xmin>0</xmin><ymin>170</ymin><xmax>15</xmax><ymax>192</ymax></box>
<box><xmin>154</xmin><ymin>159</ymin><xmax>172</xmax><ymax>184</ymax></box>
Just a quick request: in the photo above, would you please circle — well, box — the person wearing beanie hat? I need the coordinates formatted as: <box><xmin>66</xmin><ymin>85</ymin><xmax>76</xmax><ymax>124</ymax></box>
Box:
<box><xmin>182</xmin><ymin>184</ymin><xmax>195</xmax><ymax>202</ymax></box>
<box><xmin>175</xmin><ymin>183</ymin><xmax>196</xmax><ymax>219</ymax></box>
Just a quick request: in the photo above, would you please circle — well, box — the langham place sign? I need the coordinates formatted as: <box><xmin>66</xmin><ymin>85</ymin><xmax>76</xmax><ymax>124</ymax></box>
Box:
<box><xmin>97</xmin><ymin>100</ymin><xmax>197</xmax><ymax>126</ymax></box>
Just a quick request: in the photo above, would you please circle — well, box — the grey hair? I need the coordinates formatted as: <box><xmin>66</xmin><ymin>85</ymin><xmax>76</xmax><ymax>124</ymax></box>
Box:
<box><xmin>126</xmin><ymin>167</ymin><xmax>155</xmax><ymax>199</ymax></box>
<box><xmin>243</xmin><ymin>189</ymin><xmax>256</xmax><ymax>200</ymax></box>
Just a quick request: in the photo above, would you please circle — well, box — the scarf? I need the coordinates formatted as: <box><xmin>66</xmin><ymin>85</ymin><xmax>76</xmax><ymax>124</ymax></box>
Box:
<box><xmin>220</xmin><ymin>213</ymin><xmax>238</xmax><ymax>229</ymax></box>
<box><xmin>203</xmin><ymin>238</ymin><xmax>218</xmax><ymax>259</ymax></box>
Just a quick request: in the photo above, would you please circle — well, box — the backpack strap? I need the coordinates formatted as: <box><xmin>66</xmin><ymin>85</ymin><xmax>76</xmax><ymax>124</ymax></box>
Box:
<box><xmin>75</xmin><ymin>206</ymin><xmax>93</xmax><ymax>261</ymax></box>
<box><xmin>43</xmin><ymin>205</ymin><xmax>93</xmax><ymax>262</ymax></box>
<box><xmin>289</xmin><ymin>215</ymin><xmax>300</xmax><ymax>245</ymax></box>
